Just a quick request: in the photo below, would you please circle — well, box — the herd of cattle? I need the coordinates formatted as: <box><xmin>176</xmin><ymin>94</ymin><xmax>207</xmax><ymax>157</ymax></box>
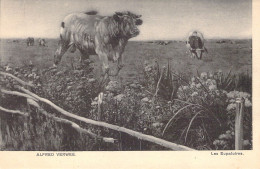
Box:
<box><xmin>52</xmin><ymin>10</ymin><xmax>208</xmax><ymax>77</ymax></box>
<box><xmin>26</xmin><ymin>37</ymin><xmax>47</xmax><ymax>47</ymax></box>
<box><xmin>10</xmin><ymin>10</ymin><xmax>209</xmax><ymax>77</ymax></box>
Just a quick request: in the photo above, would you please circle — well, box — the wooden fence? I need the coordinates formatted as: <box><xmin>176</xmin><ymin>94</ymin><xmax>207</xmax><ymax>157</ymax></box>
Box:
<box><xmin>0</xmin><ymin>71</ymin><xmax>247</xmax><ymax>150</ymax></box>
<box><xmin>0</xmin><ymin>71</ymin><xmax>194</xmax><ymax>151</ymax></box>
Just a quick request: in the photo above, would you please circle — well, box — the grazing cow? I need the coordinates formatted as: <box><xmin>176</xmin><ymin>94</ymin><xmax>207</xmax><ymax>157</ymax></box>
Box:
<box><xmin>27</xmin><ymin>37</ymin><xmax>34</xmax><ymax>46</ymax></box>
<box><xmin>186</xmin><ymin>31</ymin><xmax>208</xmax><ymax>60</ymax></box>
<box><xmin>38</xmin><ymin>38</ymin><xmax>47</xmax><ymax>46</ymax></box>
<box><xmin>54</xmin><ymin>10</ymin><xmax>142</xmax><ymax>76</ymax></box>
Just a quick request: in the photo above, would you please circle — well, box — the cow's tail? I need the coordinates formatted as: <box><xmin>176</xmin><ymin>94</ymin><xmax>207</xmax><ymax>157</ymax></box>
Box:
<box><xmin>204</xmin><ymin>47</ymin><xmax>208</xmax><ymax>53</ymax></box>
<box><xmin>60</xmin><ymin>22</ymin><xmax>65</xmax><ymax>40</ymax></box>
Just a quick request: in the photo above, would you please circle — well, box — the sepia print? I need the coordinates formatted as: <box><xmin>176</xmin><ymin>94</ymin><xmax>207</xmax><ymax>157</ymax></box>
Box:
<box><xmin>0</xmin><ymin>0</ymin><xmax>253</xmax><ymax>153</ymax></box>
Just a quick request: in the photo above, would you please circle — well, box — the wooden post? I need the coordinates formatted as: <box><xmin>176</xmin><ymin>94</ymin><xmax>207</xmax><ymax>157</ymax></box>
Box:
<box><xmin>97</xmin><ymin>92</ymin><xmax>104</xmax><ymax>121</ymax></box>
<box><xmin>235</xmin><ymin>97</ymin><xmax>245</xmax><ymax>150</ymax></box>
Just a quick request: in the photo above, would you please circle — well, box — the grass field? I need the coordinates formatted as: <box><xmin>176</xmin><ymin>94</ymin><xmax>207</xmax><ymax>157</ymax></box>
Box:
<box><xmin>0</xmin><ymin>38</ymin><xmax>252</xmax><ymax>84</ymax></box>
<box><xmin>0</xmin><ymin>38</ymin><xmax>252</xmax><ymax>150</ymax></box>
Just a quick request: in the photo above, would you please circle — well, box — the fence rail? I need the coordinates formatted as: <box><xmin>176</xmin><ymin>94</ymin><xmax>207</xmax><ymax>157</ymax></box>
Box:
<box><xmin>0</xmin><ymin>71</ymin><xmax>194</xmax><ymax>151</ymax></box>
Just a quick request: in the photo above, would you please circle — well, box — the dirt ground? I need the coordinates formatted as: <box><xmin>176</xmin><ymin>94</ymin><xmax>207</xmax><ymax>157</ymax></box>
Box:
<box><xmin>0</xmin><ymin>39</ymin><xmax>252</xmax><ymax>84</ymax></box>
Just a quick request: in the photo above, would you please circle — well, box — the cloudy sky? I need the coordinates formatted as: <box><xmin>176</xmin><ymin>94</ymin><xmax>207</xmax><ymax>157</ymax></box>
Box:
<box><xmin>0</xmin><ymin>0</ymin><xmax>252</xmax><ymax>40</ymax></box>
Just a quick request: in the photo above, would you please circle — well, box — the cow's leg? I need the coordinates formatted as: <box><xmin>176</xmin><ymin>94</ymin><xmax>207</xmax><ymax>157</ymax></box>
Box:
<box><xmin>198</xmin><ymin>51</ymin><xmax>203</xmax><ymax>60</ymax></box>
<box><xmin>54</xmin><ymin>40</ymin><xmax>69</xmax><ymax>66</ymax></box>
<box><xmin>114</xmin><ymin>52</ymin><xmax>124</xmax><ymax>75</ymax></box>
<box><xmin>191</xmin><ymin>50</ymin><xmax>196</xmax><ymax>59</ymax></box>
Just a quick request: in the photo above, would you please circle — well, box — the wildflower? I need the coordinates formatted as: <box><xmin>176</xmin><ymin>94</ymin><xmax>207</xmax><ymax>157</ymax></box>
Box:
<box><xmin>190</xmin><ymin>82</ymin><xmax>196</xmax><ymax>88</ymax></box>
<box><xmin>88</xmin><ymin>78</ymin><xmax>96</xmax><ymax>83</ymax></box>
<box><xmin>141</xmin><ymin>97</ymin><xmax>149</xmax><ymax>103</ymax></box>
<box><xmin>227</xmin><ymin>91</ymin><xmax>235</xmax><ymax>98</ymax></box>
<box><xmin>214</xmin><ymin>90</ymin><xmax>220</xmax><ymax>96</ymax></box>
<box><xmin>191</xmin><ymin>92</ymin><xmax>198</xmax><ymax>97</ymax></box>
<box><xmin>209</xmin><ymin>84</ymin><xmax>217</xmax><ymax>91</ymax></box>
<box><xmin>229</xmin><ymin>99</ymin><xmax>235</xmax><ymax>103</ymax></box>
<box><xmin>244</xmin><ymin>99</ymin><xmax>252</xmax><ymax>107</ymax></box>
<box><xmin>243</xmin><ymin>140</ymin><xmax>250</xmax><ymax>146</ymax></box>
<box><xmin>91</xmin><ymin>101</ymin><xmax>98</xmax><ymax>106</ymax></box>
<box><xmin>226</xmin><ymin>130</ymin><xmax>231</xmax><ymax>134</ymax></box>
<box><xmin>114</xmin><ymin>94</ymin><xmax>125</xmax><ymax>102</ymax></box>
<box><xmin>217</xmin><ymin>69</ymin><xmax>223</xmax><ymax>74</ymax></box>
<box><xmin>144</xmin><ymin>65</ymin><xmax>152</xmax><ymax>72</ymax></box>
<box><xmin>239</xmin><ymin>92</ymin><xmax>251</xmax><ymax>98</ymax></box>
<box><xmin>213</xmin><ymin>140</ymin><xmax>220</xmax><ymax>145</ymax></box>
<box><xmin>196</xmin><ymin>83</ymin><xmax>202</xmax><ymax>88</ymax></box>
<box><xmin>152</xmin><ymin>122</ymin><xmax>163</xmax><ymax>128</ymax></box>
<box><xmin>206</xmin><ymin>79</ymin><xmax>217</xmax><ymax>86</ymax></box>
<box><xmin>227</xmin><ymin>103</ymin><xmax>236</xmax><ymax>111</ymax></box>
<box><xmin>209</xmin><ymin>72</ymin><xmax>214</xmax><ymax>78</ymax></box>
<box><xmin>200</xmin><ymin>72</ymin><xmax>208</xmax><ymax>80</ymax></box>
<box><xmin>182</xmin><ymin>86</ymin><xmax>188</xmax><ymax>90</ymax></box>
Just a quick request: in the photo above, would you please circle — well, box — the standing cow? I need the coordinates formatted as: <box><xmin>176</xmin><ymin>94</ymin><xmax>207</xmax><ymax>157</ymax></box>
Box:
<box><xmin>27</xmin><ymin>37</ymin><xmax>34</xmax><ymax>46</ymax></box>
<box><xmin>54</xmin><ymin>10</ymin><xmax>142</xmax><ymax>76</ymax></box>
<box><xmin>38</xmin><ymin>38</ymin><xmax>47</xmax><ymax>47</ymax></box>
<box><xmin>186</xmin><ymin>31</ymin><xmax>208</xmax><ymax>60</ymax></box>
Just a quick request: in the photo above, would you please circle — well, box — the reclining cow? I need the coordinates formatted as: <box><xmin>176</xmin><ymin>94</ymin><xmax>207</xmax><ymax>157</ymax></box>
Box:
<box><xmin>53</xmin><ymin>10</ymin><xmax>142</xmax><ymax>76</ymax></box>
<box><xmin>39</xmin><ymin>38</ymin><xmax>47</xmax><ymax>47</ymax></box>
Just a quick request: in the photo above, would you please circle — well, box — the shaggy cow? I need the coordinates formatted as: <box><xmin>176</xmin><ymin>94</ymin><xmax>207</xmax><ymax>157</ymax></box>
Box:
<box><xmin>27</xmin><ymin>37</ymin><xmax>34</xmax><ymax>46</ymax></box>
<box><xmin>39</xmin><ymin>38</ymin><xmax>47</xmax><ymax>47</ymax></box>
<box><xmin>186</xmin><ymin>31</ymin><xmax>208</xmax><ymax>60</ymax></box>
<box><xmin>54</xmin><ymin>10</ymin><xmax>142</xmax><ymax>76</ymax></box>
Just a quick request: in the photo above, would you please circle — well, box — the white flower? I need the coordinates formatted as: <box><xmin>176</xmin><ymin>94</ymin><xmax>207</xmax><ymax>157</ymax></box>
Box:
<box><xmin>182</xmin><ymin>86</ymin><xmax>188</xmax><ymax>90</ymax></box>
<box><xmin>141</xmin><ymin>97</ymin><xmax>149</xmax><ymax>103</ymax></box>
<box><xmin>209</xmin><ymin>72</ymin><xmax>214</xmax><ymax>78</ymax></box>
<box><xmin>196</xmin><ymin>83</ymin><xmax>202</xmax><ymax>88</ymax></box>
<box><xmin>227</xmin><ymin>103</ymin><xmax>236</xmax><ymax>111</ymax></box>
<box><xmin>145</xmin><ymin>66</ymin><xmax>152</xmax><ymax>72</ymax></box>
<box><xmin>227</xmin><ymin>91</ymin><xmax>235</xmax><ymax>98</ymax></box>
<box><xmin>91</xmin><ymin>101</ymin><xmax>98</xmax><ymax>106</ymax></box>
<box><xmin>209</xmin><ymin>84</ymin><xmax>217</xmax><ymax>91</ymax></box>
<box><xmin>244</xmin><ymin>99</ymin><xmax>252</xmax><ymax>107</ymax></box>
<box><xmin>206</xmin><ymin>79</ymin><xmax>217</xmax><ymax>86</ymax></box>
<box><xmin>200</xmin><ymin>72</ymin><xmax>208</xmax><ymax>80</ymax></box>
<box><xmin>239</xmin><ymin>92</ymin><xmax>251</xmax><ymax>98</ymax></box>
<box><xmin>114</xmin><ymin>94</ymin><xmax>125</xmax><ymax>102</ymax></box>
<box><xmin>191</xmin><ymin>92</ymin><xmax>198</xmax><ymax>97</ymax></box>
<box><xmin>190</xmin><ymin>82</ymin><xmax>196</xmax><ymax>88</ymax></box>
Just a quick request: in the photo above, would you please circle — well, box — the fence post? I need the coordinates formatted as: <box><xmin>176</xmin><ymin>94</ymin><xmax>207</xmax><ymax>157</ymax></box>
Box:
<box><xmin>97</xmin><ymin>92</ymin><xmax>104</xmax><ymax>121</ymax></box>
<box><xmin>235</xmin><ymin>97</ymin><xmax>245</xmax><ymax>150</ymax></box>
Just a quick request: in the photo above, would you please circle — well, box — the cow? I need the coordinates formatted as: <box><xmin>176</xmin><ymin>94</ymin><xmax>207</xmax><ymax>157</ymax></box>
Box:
<box><xmin>186</xmin><ymin>31</ymin><xmax>208</xmax><ymax>60</ymax></box>
<box><xmin>27</xmin><ymin>37</ymin><xmax>34</xmax><ymax>46</ymax></box>
<box><xmin>53</xmin><ymin>10</ymin><xmax>142</xmax><ymax>76</ymax></box>
<box><xmin>38</xmin><ymin>38</ymin><xmax>47</xmax><ymax>47</ymax></box>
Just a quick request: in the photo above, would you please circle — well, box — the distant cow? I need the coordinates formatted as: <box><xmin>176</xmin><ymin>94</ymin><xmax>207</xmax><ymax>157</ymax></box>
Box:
<box><xmin>186</xmin><ymin>31</ymin><xmax>208</xmax><ymax>60</ymax></box>
<box><xmin>38</xmin><ymin>38</ymin><xmax>47</xmax><ymax>46</ymax></box>
<box><xmin>54</xmin><ymin>10</ymin><xmax>142</xmax><ymax>76</ymax></box>
<box><xmin>27</xmin><ymin>37</ymin><xmax>34</xmax><ymax>46</ymax></box>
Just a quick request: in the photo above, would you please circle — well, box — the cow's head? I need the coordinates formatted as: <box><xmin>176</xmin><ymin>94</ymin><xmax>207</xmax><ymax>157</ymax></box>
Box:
<box><xmin>113</xmin><ymin>11</ymin><xmax>143</xmax><ymax>38</ymax></box>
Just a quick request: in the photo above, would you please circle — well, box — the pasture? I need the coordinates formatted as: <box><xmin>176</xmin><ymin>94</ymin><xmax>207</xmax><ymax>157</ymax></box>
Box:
<box><xmin>0</xmin><ymin>38</ymin><xmax>252</xmax><ymax>150</ymax></box>
<box><xmin>0</xmin><ymin>38</ymin><xmax>252</xmax><ymax>84</ymax></box>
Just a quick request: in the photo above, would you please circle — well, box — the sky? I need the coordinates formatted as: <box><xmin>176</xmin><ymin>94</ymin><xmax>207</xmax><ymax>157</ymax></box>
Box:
<box><xmin>0</xmin><ymin>0</ymin><xmax>252</xmax><ymax>40</ymax></box>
